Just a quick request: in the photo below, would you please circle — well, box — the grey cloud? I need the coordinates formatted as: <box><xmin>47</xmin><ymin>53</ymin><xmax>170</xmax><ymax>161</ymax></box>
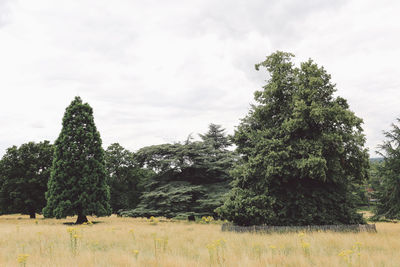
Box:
<box><xmin>0</xmin><ymin>0</ymin><xmax>398</xmax><ymax>157</ymax></box>
<box><xmin>182</xmin><ymin>0</ymin><xmax>346</xmax><ymax>44</ymax></box>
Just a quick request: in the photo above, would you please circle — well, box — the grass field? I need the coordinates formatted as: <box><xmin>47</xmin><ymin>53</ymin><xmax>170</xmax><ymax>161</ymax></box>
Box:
<box><xmin>0</xmin><ymin>214</ymin><xmax>399</xmax><ymax>267</ymax></box>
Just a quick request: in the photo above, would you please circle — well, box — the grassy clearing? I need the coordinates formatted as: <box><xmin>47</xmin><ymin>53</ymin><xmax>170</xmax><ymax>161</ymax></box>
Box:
<box><xmin>0</xmin><ymin>214</ymin><xmax>399</xmax><ymax>266</ymax></box>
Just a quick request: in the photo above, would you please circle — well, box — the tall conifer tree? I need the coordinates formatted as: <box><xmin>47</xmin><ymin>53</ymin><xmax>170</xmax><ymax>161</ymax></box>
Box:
<box><xmin>43</xmin><ymin>97</ymin><xmax>111</xmax><ymax>224</ymax></box>
<box><xmin>219</xmin><ymin>52</ymin><xmax>369</xmax><ymax>226</ymax></box>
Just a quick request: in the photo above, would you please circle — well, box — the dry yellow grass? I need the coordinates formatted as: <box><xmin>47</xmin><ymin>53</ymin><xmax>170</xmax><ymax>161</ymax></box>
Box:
<box><xmin>0</xmin><ymin>214</ymin><xmax>399</xmax><ymax>266</ymax></box>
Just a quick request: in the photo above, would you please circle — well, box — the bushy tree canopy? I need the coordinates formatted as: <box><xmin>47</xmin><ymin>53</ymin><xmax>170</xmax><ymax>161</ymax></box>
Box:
<box><xmin>373</xmin><ymin>119</ymin><xmax>400</xmax><ymax>220</ymax></box>
<box><xmin>105</xmin><ymin>143</ymin><xmax>152</xmax><ymax>213</ymax></box>
<box><xmin>0</xmin><ymin>141</ymin><xmax>53</xmax><ymax>218</ymax></box>
<box><xmin>43</xmin><ymin>96</ymin><xmax>111</xmax><ymax>223</ymax></box>
<box><xmin>121</xmin><ymin>124</ymin><xmax>236</xmax><ymax>219</ymax></box>
<box><xmin>218</xmin><ymin>51</ymin><xmax>369</xmax><ymax>226</ymax></box>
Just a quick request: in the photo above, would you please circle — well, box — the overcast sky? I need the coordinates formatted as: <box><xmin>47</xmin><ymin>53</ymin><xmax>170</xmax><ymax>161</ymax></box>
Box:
<box><xmin>0</xmin><ymin>0</ymin><xmax>399</xmax><ymax>157</ymax></box>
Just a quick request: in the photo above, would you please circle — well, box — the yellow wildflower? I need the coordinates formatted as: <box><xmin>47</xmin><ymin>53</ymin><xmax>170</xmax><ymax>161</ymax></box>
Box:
<box><xmin>17</xmin><ymin>254</ymin><xmax>29</xmax><ymax>264</ymax></box>
<box><xmin>67</xmin><ymin>227</ymin><xmax>77</xmax><ymax>234</ymax></box>
<box><xmin>338</xmin><ymin>249</ymin><xmax>354</xmax><ymax>257</ymax></box>
<box><xmin>148</xmin><ymin>216</ymin><xmax>160</xmax><ymax>225</ymax></box>
<box><xmin>301</xmin><ymin>242</ymin><xmax>310</xmax><ymax>249</ymax></box>
<box><xmin>132</xmin><ymin>249</ymin><xmax>139</xmax><ymax>259</ymax></box>
<box><xmin>353</xmin><ymin>241</ymin><xmax>364</xmax><ymax>250</ymax></box>
<box><xmin>73</xmin><ymin>234</ymin><xmax>81</xmax><ymax>239</ymax></box>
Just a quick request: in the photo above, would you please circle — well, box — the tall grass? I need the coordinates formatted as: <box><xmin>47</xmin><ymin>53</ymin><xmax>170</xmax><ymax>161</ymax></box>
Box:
<box><xmin>0</xmin><ymin>214</ymin><xmax>399</xmax><ymax>266</ymax></box>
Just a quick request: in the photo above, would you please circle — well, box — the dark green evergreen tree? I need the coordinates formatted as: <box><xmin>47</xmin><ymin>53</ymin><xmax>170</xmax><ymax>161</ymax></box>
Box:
<box><xmin>0</xmin><ymin>141</ymin><xmax>53</xmax><ymax>218</ymax></box>
<box><xmin>121</xmin><ymin>124</ymin><xmax>236</xmax><ymax>219</ymax></box>
<box><xmin>199</xmin><ymin>123</ymin><xmax>231</xmax><ymax>149</ymax></box>
<box><xmin>43</xmin><ymin>96</ymin><xmax>111</xmax><ymax>224</ymax></box>
<box><xmin>373</xmin><ymin>120</ymin><xmax>400</xmax><ymax>220</ymax></box>
<box><xmin>105</xmin><ymin>143</ymin><xmax>152</xmax><ymax>213</ymax></box>
<box><xmin>218</xmin><ymin>51</ymin><xmax>369</xmax><ymax>226</ymax></box>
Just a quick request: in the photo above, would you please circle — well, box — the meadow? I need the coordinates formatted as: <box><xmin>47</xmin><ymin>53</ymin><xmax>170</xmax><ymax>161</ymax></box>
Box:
<box><xmin>0</xmin><ymin>214</ymin><xmax>399</xmax><ymax>267</ymax></box>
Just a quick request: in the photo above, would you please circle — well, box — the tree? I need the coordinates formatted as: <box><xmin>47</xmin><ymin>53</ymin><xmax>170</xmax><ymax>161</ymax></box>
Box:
<box><xmin>43</xmin><ymin>96</ymin><xmax>111</xmax><ymax>224</ymax></box>
<box><xmin>105</xmin><ymin>143</ymin><xmax>152</xmax><ymax>213</ymax></box>
<box><xmin>367</xmin><ymin>159</ymin><xmax>383</xmax><ymax>204</ymax></box>
<box><xmin>0</xmin><ymin>141</ymin><xmax>53</xmax><ymax>218</ymax></box>
<box><xmin>218</xmin><ymin>51</ymin><xmax>369</xmax><ymax>226</ymax></box>
<box><xmin>372</xmin><ymin>120</ymin><xmax>400</xmax><ymax>220</ymax></box>
<box><xmin>199</xmin><ymin>123</ymin><xmax>231</xmax><ymax>149</ymax></box>
<box><xmin>121</xmin><ymin>124</ymin><xmax>236</xmax><ymax>219</ymax></box>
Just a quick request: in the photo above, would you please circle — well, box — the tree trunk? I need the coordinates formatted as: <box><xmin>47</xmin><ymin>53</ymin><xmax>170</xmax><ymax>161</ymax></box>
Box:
<box><xmin>29</xmin><ymin>211</ymin><xmax>36</xmax><ymax>219</ymax></box>
<box><xmin>76</xmin><ymin>213</ymin><xmax>88</xmax><ymax>224</ymax></box>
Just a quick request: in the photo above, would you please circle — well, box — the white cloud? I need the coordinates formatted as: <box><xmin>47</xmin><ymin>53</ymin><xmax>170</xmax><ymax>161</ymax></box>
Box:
<box><xmin>0</xmin><ymin>0</ymin><xmax>398</xmax><ymax>156</ymax></box>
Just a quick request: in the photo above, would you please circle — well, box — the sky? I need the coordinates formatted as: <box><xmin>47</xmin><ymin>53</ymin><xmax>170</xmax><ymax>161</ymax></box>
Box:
<box><xmin>0</xmin><ymin>0</ymin><xmax>399</xmax><ymax>157</ymax></box>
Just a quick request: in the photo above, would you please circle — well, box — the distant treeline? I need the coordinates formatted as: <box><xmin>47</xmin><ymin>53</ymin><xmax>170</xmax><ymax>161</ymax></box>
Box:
<box><xmin>0</xmin><ymin>123</ymin><xmax>237</xmax><ymax>219</ymax></box>
<box><xmin>0</xmin><ymin>130</ymin><xmax>388</xmax><ymax>220</ymax></box>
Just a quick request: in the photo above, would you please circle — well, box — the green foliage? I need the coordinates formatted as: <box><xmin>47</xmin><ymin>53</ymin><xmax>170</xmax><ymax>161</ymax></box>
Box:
<box><xmin>350</xmin><ymin>158</ymin><xmax>386</xmax><ymax>208</ymax></box>
<box><xmin>351</xmin><ymin>182</ymin><xmax>369</xmax><ymax>207</ymax></box>
<box><xmin>352</xmin><ymin>159</ymin><xmax>383</xmax><ymax>213</ymax></box>
<box><xmin>373</xmin><ymin>119</ymin><xmax>400</xmax><ymax>220</ymax></box>
<box><xmin>368</xmin><ymin>160</ymin><xmax>383</xmax><ymax>197</ymax></box>
<box><xmin>199</xmin><ymin>123</ymin><xmax>231</xmax><ymax>149</ymax></box>
<box><xmin>218</xmin><ymin>51</ymin><xmax>369</xmax><ymax>226</ymax></box>
<box><xmin>121</xmin><ymin>124</ymin><xmax>236</xmax><ymax>218</ymax></box>
<box><xmin>43</xmin><ymin>96</ymin><xmax>111</xmax><ymax>222</ymax></box>
<box><xmin>105</xmin><ymin>143</ymin><xmax>152</xmax><ymax>213</ymax></box>
<box><xmin>0</xmin><ymin>141</ymin><xmax>53</xmax><ymax>218</ymax></box>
